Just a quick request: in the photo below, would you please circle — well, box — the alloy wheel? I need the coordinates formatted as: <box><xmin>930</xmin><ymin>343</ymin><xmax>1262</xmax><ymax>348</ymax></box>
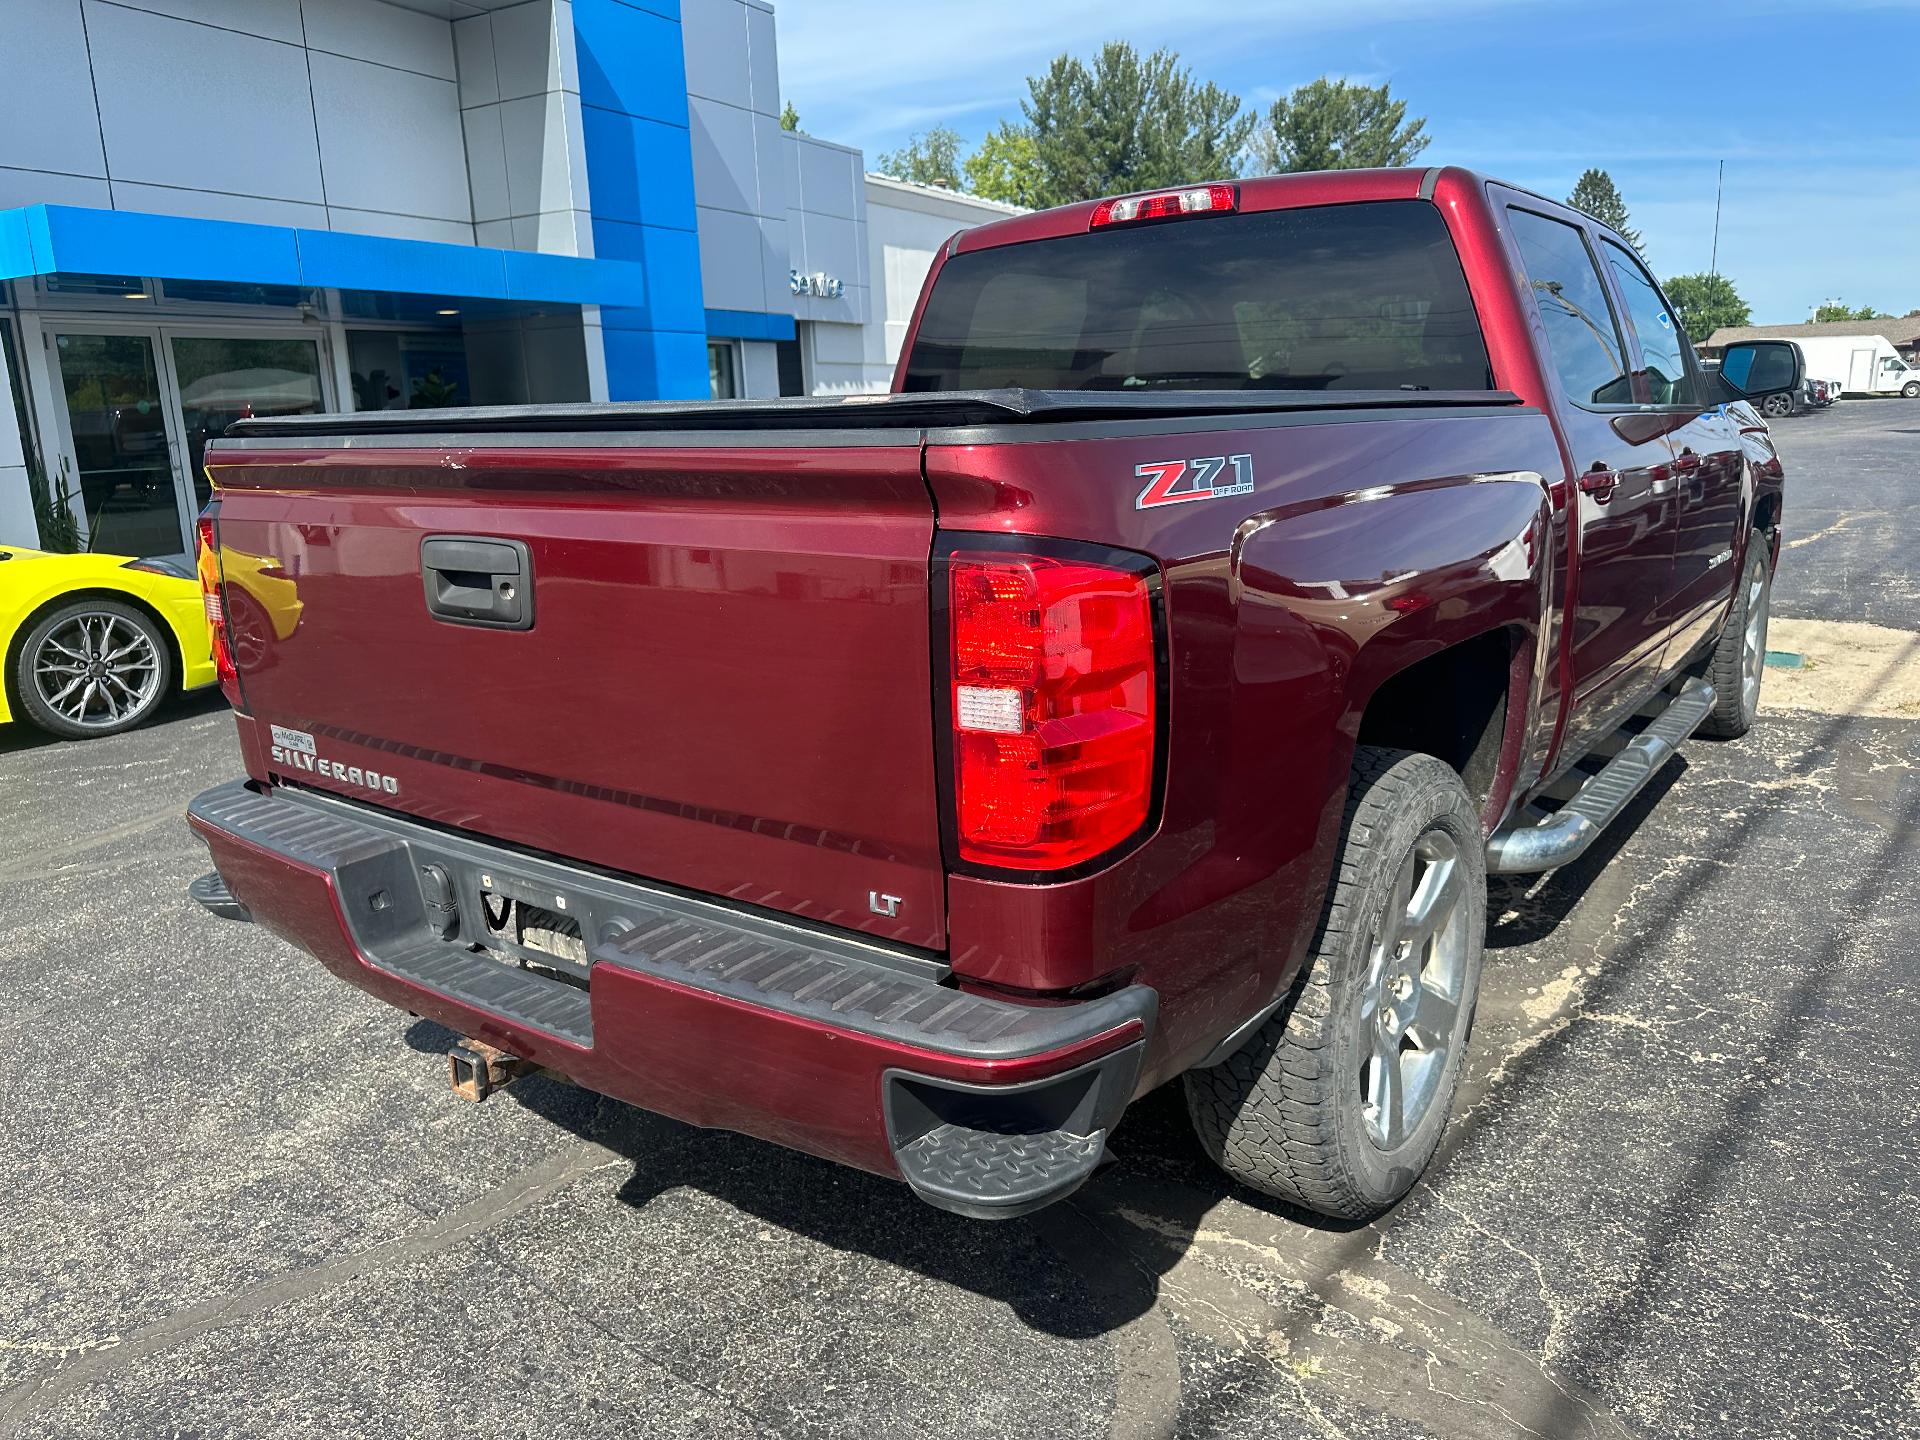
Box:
<box><xmin>1358</xmin><ymin>829</ymin><xmax>1470</xmax><ymax>1150</ymax></box>
<box><xmin>32</xmin><ymin>611</ymin><xmax>162</xmax><ymax>731</ymax></box>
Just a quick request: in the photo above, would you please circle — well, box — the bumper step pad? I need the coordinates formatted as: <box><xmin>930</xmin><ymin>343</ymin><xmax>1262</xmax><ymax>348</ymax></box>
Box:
<box><xmin>897</xmin><ymin>1126</ymin><xmax>1105</xmax><ymax>1212</ymax></box>
<box><xmin>189</xmin><ymin>871</ymin><xmax>251</xmax><ymax>922</ymax></box>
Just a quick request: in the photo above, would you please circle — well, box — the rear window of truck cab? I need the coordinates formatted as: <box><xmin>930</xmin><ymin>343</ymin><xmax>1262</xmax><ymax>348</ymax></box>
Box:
<box><xmin>902</xmin><ymin>200</ymin><xmax>1493</xmax><ymax>394</ymax></box>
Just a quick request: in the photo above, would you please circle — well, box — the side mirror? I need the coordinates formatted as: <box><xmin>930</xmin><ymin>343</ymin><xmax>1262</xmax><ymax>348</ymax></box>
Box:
<box><xmin>1716</xmin><ymin>340</ymin><xmax>1802</xmax><ymax>400</ymax></box>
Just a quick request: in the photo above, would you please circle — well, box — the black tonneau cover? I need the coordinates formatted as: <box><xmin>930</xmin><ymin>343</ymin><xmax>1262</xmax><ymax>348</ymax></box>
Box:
<box><xmin>225</xmin><ymin>386</ymin><xmax>1522</xmax><ymax>439</ymax></box>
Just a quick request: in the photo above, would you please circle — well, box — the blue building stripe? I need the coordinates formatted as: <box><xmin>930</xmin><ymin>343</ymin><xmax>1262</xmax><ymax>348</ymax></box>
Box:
<box><xmin>704</xmin><ymin>308</ymin><xmax>796</xmax><ymax>342</ymax></box>
<box><xmin>0</xmin><ymin>204</ymin><xmax>665</xmax><ymax>312</ymax></box>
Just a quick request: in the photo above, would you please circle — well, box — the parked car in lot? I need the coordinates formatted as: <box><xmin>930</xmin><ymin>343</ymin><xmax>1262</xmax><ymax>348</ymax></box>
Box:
<box><xmin>0</xmin><ymin>544</ymin><xmax>213</xmax><ymax>738</ymax></box>
<box><xmin>0</xmin><ymin>538</ymin><xmax>301</xmax><ymax>739</ymax></box>
<box><xmin>187</xmin><ymin>167</ymin><xmax>1785</xmax><ymax>1223</ymax></box>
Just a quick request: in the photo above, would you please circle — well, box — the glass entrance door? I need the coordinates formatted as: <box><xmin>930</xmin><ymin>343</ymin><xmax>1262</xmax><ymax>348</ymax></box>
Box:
<box><xmin>169</xmin><ymin>335</ymin><xmax>324</xmax><ymax>516</ymax></box>
<box><xmin>51</xmin><ymin>330</ymin><xmax>187</xmax><ymax>558</ymax></box>
<box><xmin>48</xmin><ymin>327</ymin><xmax>329</xmax><ymax>558</ymax></box>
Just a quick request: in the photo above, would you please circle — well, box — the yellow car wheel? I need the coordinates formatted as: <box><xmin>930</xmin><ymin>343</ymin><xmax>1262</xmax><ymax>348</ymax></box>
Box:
<box><xmin>13</xmin><ymin>597</ymin><xmax>174</xmax><ymax>739</ymax></box>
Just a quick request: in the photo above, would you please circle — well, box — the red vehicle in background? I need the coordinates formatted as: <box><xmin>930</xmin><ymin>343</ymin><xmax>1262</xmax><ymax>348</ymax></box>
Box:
<box><xmin>188</xmin><ymin>168</ymin><xmax>1783</xmax><ymax>1221</ymax></box>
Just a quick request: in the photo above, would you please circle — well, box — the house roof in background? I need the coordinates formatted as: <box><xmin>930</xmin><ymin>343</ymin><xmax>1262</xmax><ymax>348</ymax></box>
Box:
<box><xmin>1706</xmin><ymin>316</ymin><xmax>1920</xmax><ymax>348</ymax></box>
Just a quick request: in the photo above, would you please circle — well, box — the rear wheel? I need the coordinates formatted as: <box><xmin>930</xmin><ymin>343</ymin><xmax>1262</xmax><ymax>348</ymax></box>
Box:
<box><xmin>1700</xmin><ymin>531</ymin><xmax>1771</xmax><ymax>739</ymax></box>
<box><xmin>1760</xmin><ymin>392</ymin><xmax>1793</xmax><ymax>418</ymax></box>
<box><xmin>13</xmin><ymin>598</ymin><xmax>173</xmax><ymax>739</ymax></box>
<box><xmin>1184</xmin><ymin>748</ymin><xmax>1485</xmax><ymax>1220</ymax></box>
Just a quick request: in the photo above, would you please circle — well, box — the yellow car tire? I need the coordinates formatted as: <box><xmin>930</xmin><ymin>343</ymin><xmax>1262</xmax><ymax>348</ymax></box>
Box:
<box><xmin>12</xmin><ymin>597</ymin><xmax>174</xmax><ymax>739</ymax></box>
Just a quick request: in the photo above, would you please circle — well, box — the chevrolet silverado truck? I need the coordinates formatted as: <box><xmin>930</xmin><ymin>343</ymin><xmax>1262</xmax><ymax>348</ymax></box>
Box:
<box><xmin>186</xmin><ymin>168</ymin><xmax>1783</xmax><ymax>1221</ymax></box>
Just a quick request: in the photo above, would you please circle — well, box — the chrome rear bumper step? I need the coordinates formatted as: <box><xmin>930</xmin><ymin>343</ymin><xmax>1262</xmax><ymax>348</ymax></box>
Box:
<box><xmin>1487</xmin><ymin>678</ymin><xmax>1717</xmax><ymax>875</ymax></box>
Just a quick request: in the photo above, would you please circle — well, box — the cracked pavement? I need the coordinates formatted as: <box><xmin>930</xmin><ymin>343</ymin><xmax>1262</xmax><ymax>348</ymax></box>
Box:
<box><xmin>1</xmin><ymin>401</ymin><xmax>1915</xmax><ymax>1438</ymax></box>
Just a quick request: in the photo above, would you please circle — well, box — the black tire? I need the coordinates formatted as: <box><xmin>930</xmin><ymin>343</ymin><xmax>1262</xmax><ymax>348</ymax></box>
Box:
<box><xmin>1760</xmin><ymin>392</ymin><xmax>1793</xmax><ymax>418</ymax></box>
<box><xmin>1699</xmin><ymin>531</ymin><xmax>1771</xmax><ymax>739</ymax></box>
<box><xmin>1902</xmin><ymin>381</ymin><xmax>1920</xmax><ymax>399</ymax></box>
<box><xmin>12</xmin><ymin>597</ymin><xmax>174</xmax><ymax>740</ymax></box>
<box><xmin>1184</xmin><ymin>747</ymin><xmax>1486</xmax><ymax>1220</ymax></box>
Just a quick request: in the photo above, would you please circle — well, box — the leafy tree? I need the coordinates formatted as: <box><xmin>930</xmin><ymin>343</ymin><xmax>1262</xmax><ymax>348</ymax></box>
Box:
<box><xmin>1567</xmin><ymin>169</ymin><xmax>1642</xmax><ymax>253</ymax></box>
<box><xmin>1007</xmin><ymin>42</ymin><xmax>1255</xmax><ymax>208</ymax></box>
<box><xmin>1251</xmin><ymin>78</ymin><xmax>1428</xmax><ymax>173</ymax></box>
<box><xmin>1812</xmin><ymin>301</ymin><xmax>1889</xmax><ymax>322</ymax></box>
<box><xmin>1662</xmin><ymin>272</ymin><xmax>1751</xmax><ymax>341</ymax></box>
<box><xmin>876</xmin><ymin>126</ymin><xmax>964</xmax><ymax>189</ymax></box>
<box><xmin>963</xmin><ymin>123</ymin><xmax>1047</xmax><ymax>208</ymax></box>
<box><xmin>779</xmin><ymin>101</ymin><xmax>800</xmax><ymax>132</ymax></box>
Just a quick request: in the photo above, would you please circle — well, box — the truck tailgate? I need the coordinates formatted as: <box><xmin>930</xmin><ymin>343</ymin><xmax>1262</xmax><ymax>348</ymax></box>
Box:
<box><xmin>204</xmin><ymin>440</ymin><xmax>945</xmax><ymax>950</ymax></box>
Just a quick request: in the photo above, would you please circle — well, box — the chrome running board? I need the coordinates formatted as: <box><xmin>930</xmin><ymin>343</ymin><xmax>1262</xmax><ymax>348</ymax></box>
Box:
<box><xmin>1487</xmin><ymin>678</ymin><xmax>1717</xmax><ymax>875</ymax></box>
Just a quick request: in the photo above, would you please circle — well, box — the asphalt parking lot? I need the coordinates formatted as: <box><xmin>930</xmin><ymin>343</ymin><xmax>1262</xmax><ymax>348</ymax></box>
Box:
<box><xmin>2</xmin><ymin>400</ymin><xmax>1916</xmax><ymax>1440</ymax></box>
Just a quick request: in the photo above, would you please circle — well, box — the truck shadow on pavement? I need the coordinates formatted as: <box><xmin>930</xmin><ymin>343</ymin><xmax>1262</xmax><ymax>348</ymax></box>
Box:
<box><xmin>401</xmin><ymin>701</ymin><xmax>1907</xmax><ymax>1439</ymax></box>
<box><xmin>390</xmin><ymin>758</ymin><xmax>1707</xmax><ymax>1345</ymax></box>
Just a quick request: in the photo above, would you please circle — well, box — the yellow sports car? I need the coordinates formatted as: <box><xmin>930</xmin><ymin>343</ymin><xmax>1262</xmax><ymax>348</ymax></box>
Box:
<box><xmin>0</xmin><ymin>543</ymin><xmax>215</xmax><ymax>738</ymax></box>
<box><xmin>0</xmin><ymin>540</ymin><xmax>301</xmax><ymax>740</ymax></box>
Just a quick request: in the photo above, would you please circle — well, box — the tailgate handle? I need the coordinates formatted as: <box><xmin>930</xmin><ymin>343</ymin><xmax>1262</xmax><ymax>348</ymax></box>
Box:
<box><xmin>421</xmin><ymin>536</ymin><xmax>532</xmax><ymax>630</ymax></box>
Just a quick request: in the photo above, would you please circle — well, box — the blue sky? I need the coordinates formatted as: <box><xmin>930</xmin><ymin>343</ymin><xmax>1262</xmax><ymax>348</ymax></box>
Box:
<box><xmin>768</xmin><ymin>0</ymin><xmax>1920</xmax><ymax>324</ymax></box>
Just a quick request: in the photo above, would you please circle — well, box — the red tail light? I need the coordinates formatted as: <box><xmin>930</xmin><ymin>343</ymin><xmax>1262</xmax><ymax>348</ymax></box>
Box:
<box><xmin>947</xmin><ymin>548</ymin><xmax>1157</xmax><ymax>870</ymax></box>
<box><xmin>196</xmin><ymin>512</ymin><xmax>239</xmax><ymax>700</ymax></box>
<box><xmin>1089</xmin><ymin>184</ymin><xmax>1236</xmax><ymax>229</ymax></box>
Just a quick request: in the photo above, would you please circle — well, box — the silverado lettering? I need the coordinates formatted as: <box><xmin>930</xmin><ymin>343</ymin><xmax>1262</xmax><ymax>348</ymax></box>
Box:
<box><xmin>268</xmin><ymin>745</ymin><xmax>400</xmax><ymax>794</ymax></box>
<box><xmin>188</xmin><ymin>168</ymin><xmax>1783</xmax><ymax>1223</ymax></box>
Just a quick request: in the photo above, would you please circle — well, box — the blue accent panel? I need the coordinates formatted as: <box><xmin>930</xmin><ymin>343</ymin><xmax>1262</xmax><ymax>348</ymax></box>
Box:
<box><xmin>0</xmin><ymin>208</ymin><xmax>36</xmax><ymax>278</ymax></box>
<box><xmin>571</xmin><ymin>0</ymin><xmax>706</xmax><ymax>399</ymax></box>
<box><xmin>0</xmin><ymin>205</ymin><xmax>300</xmax><ymax>285</ymax></box>
<box><xmin>601</xmin><ymin>326</ymin><xmax>707</xmax><ymax>401</ymax></box>
<box><xmin>592</xmin><ymin>219</ymin><xmax>703</xmax><ymax>331</ymax></box>
<box><xmin>573</xmin><ymin>0</ymin><xmax>688</xmax><ymax>128</ymax></box>
<box><xmin>705</xmin><ymin>308</ymin><xmax>795</xmax><ymax>342</ymax></box>
<box><xmin>504</xmin><ymin>248</ymin><xmax>647</xmax><ymax>307</ymax></box>
<box><xmin>295</xmin><ymin>228</ymin><xmax>506</xmax><ymax>298</ymax></box>
<box><xmin>0</xmin><ymin>204</ymin><xmax>669</xmax><ymax>310</ymax></box>
<box><xmin>580</xmin><ymin>107</ymin><xmax>697</xmax><ymax>230</ymax></box>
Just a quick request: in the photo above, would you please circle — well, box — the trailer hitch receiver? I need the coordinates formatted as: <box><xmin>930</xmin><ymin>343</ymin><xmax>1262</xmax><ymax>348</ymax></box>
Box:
<box><xmin>448</xmin><ymin>1039</ymin><xmax>532</xmax><ymax>1102</ymax></box>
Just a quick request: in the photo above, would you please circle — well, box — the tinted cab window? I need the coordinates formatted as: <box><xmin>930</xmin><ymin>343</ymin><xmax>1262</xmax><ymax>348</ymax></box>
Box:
<box><xmin>903</xmin><ymin>201</ymin><xmax>1492</xmax><ymax>393</ymax></box>
<box><xmin>1600</xmin><ymin>240</ymin><xmax>1695</xmax><ymax>405</ymax></box>
<box><xmin>1507</xmin><ymin>208</ymin><xmax>1633</xmax><ymax>406</ymax></box>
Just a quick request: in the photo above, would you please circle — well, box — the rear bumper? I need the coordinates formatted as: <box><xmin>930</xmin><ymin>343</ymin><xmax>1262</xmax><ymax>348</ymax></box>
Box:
<box><xmin>187</xmin><ymin>779</ymin><xmax>1153</xmax><ymax>1218</ymax></box>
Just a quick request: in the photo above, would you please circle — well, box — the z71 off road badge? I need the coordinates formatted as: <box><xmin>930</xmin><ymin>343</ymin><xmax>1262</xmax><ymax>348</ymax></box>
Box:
<box><xmin>1134</xmin><ymin>454</ymin><xmax>1254</xmax><ymax>509</ymax></box>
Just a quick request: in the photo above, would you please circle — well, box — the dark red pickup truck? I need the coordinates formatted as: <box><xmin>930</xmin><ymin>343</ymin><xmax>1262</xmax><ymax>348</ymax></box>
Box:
<box><xmin>188</xmin><ymin>167</ymin><xmax>1783</xmax><ymax>1221</ymax></box>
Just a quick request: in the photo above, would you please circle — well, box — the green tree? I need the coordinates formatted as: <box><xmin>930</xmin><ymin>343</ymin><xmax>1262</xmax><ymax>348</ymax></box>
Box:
<box><xmin>1662</xmin><ymin>272</ymin><xmax>1751</xmax><ymax>341</ymax></box>
<box><xmin>1251</xmin><ymin>78</ymin><xmax>1428</xmax><ymax>173</ymax></box>
<box><xmin>876</xmin><ymin>126</ymin><xmax>964</xmax><ymax>189</ymax></box>
<box><xmin>963</xmin><ymin>122</ymin><xmax>1047</xmax><ymax>208</ymax></box>
<box><xmin>1812</xmin><ymin>301</ymin><xmax>1889</xmax><ymax>322</ymax></box>
<box><xmin>779</xmin><ymin>101</ymin><xmax>800</xmax><ymax>132</ymax></box>
<box><xmin>1011</xmin><ymin>42</ymin><xmax>1255</xmax><ymax>208</ymax></box>
<box><xmin>1567</xmin><ymin>169</ymin><xmax>1642</xmax><ymax>253</ymax></box>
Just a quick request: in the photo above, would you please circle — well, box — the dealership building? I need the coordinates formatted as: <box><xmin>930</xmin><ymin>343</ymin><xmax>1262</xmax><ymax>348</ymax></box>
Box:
<box><xmin>0</xmin><ymin>0</ymin><xmax>1016</xmax><ymax>555</ymax></box>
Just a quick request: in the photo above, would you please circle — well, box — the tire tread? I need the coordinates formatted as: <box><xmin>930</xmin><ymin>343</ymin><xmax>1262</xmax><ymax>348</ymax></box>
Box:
<box><xmin>1183</xmin><ymin>746</ymin><xmax>1480</xmax><ymax>1219</ymax></box>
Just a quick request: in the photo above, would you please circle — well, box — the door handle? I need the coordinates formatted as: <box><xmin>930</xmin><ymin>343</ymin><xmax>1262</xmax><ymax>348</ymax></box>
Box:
<box><xmin>1577</xmin><ymin>467</ymin><xmax>1620</xmax><ymax>503</ymax></box>
<box><xmin>421</xmin><ymin>535</ymin><xmax>533</xmax><ymax>630</ymax></box>
<box><xmin>1673</xmin><ymin>451</ymin><xmax>1702</xmax><ymax>472</ymax></box>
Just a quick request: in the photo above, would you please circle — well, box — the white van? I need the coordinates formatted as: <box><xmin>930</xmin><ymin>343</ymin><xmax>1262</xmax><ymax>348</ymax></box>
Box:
<box><xmin>1790</xmin><ymin>334</ymin><xmax>1920</xmax><ymax>397</ymax></box>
